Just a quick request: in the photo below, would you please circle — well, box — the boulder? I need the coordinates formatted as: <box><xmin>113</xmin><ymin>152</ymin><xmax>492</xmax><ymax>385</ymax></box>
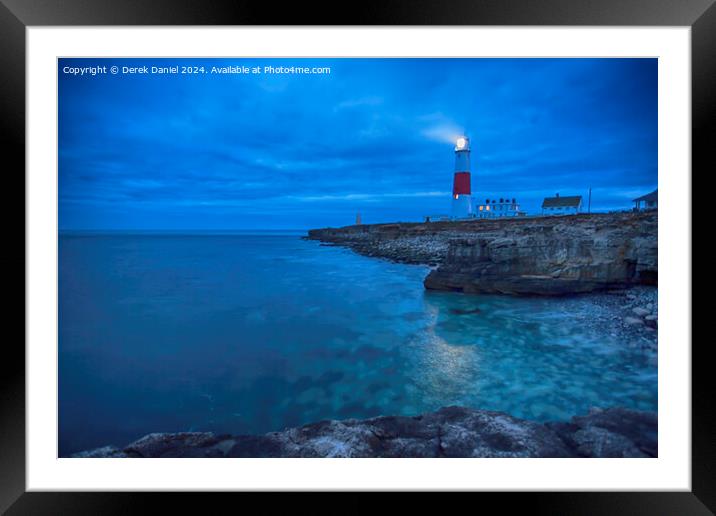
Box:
<box><xmin>644</xmin><ymin>315</ymin><xmax>658</xmax><ymax>328</ymax></box>
<box><xmin>624</xmin><ymin>316</ymin><xmax>644</xmax><ymax>326</ymax></box>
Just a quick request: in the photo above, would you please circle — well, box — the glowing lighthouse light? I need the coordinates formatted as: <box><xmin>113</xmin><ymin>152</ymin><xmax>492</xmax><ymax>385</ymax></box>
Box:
<box><xmin>451</xmin><ymin>136</ymin><xmax>473</xmax><ymax>218</ymax></box>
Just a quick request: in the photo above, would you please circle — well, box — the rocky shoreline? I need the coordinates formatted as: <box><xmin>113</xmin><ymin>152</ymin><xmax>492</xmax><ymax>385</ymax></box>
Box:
<box><xmin>305</xmin><ymin>211</ymin><xmax>658</xmax><ymax>452</ymax></box>
<box><xmin>72</xmin><ymin>213</ymin><xmax>658</xmax><ymax>460</ymax></box>
<box><xmin>307</xmin><ymin>211</ymin><xmax>657</xmax><ymax>296</ymax></box>
<box><xmin>72</xmin><ymin>405</ymin><xmax>656</xmax><ymax>458</ymax></box>
<box><xmin>307</xmin><ymin>211</ymin><xmax>658</xmax><ymax>351</ymax></box>
<box><xmin>587</xmin><ymin>286</ymin><xmax>658</xmax><ymax>352</ymax></box>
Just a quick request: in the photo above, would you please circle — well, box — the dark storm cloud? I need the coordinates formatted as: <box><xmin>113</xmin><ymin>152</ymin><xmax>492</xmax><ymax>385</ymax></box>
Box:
<box><xmin>59</xmin><ymin>58</ymin><xmax>657</xmax><ymax>229</ymax></box>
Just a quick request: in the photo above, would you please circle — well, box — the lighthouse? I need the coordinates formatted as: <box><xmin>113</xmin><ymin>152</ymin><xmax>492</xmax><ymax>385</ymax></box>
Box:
<box><xmin>451</xmin><ymin>136</ymin><xmax>473</xmax><ymax>218</ymax></box>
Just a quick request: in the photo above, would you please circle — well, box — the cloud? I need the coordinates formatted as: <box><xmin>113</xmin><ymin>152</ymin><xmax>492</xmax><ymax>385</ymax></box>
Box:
<box><xmin>58</xmin><ymin>57</ymin><xmax>657</xmax><ymax>229</ymax></box>
<box><xmin>335</xmin><ymin>96</ymin><xmax>383</xmax><ymax>111</ymax></box>
<box><xmin>288</xmin><ymin>191</ymin><xmax>449</xmax><ymax>203</ymax></box>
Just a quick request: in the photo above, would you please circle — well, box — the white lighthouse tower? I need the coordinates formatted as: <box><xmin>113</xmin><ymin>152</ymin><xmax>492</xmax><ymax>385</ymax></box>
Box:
<box><xmin>451</xmin><ymin>136</ymin><xmax>473</xmax><ymax>218</ymax></box>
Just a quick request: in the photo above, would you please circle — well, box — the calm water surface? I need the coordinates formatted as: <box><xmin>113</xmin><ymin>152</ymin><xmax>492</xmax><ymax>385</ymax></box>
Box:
<box><xmin>59</xmin><ymin>232</ymin><xmax>657</xmax><ymax>456</ymax></box>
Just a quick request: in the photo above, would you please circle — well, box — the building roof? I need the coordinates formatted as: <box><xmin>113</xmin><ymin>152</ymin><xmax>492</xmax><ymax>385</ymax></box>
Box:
<box><xmin>633</xmin><ymin>189</ymin><xmax>658</xmax><ymax>203</ymax></box>
<box><xmin>542</xmin><ymin>195</ymin><xmax>582</xmax><ymax>208</ymax></box>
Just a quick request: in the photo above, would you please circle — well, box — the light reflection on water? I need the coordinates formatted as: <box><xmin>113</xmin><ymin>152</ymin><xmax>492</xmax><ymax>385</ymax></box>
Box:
<box><xmin>59</xmin><ymin>233</ymin><xmax>657</xmax><ymax>456</ymax></box>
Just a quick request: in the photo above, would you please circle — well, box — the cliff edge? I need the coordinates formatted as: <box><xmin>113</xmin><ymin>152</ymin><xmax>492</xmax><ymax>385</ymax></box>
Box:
<box><xmin>307</xmin><ymin>211</ymin><xmax>657</xmax><ymax>296</ymax></box>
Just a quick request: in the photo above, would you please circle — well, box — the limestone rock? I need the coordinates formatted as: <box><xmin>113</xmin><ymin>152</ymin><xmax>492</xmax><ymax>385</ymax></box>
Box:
<box><xmin>123</xmin><ymin>432</ymin><xmax>225</xmax><ymax>458</ymax></box>
<box><xmin>548</xmin><ymin>407</ymin><xmax>657</xmax><ymax>457</ymax></box>
<box><xmin>70</xmin><ymin>406</ymin><xmax>657</xmax><ymax>459</ymax></box>
<box><xmin>308</xmin><ymin>211</ymin><xmax>657</xmax><ymax>296</ymax></box>
<box><xmin>70</xmin><ymin>445</ymin><xmax>127</xmax><ymax>458</ymax></box>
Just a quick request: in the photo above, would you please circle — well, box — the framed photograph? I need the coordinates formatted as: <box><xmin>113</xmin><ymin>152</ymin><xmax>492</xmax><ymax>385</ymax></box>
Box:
<box><xmin>4</xmin><ymin>0</ymin><xmax>709</xmax><ymax>510</ymax></box>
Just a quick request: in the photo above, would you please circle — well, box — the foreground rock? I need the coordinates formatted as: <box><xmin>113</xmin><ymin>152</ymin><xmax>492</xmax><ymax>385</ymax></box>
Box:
<box><xmin>71</xmin><ymin>406</ymin><xmax>656</xmax><ymax>458</ymax></box>
<box><xmin>548</xmin><ymin>407</ymin><xmax>658</xmax><ymax>458</ymax></box>
<box><xmin>307</xmin><ymin>211</ymin><xmax>657</xmax><ymax>296</ymax></box>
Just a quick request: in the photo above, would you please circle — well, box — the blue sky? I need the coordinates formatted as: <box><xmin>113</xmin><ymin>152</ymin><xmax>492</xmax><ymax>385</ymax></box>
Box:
<box><xmin>59</xmin><ymin>58</ymin><xmax>657</xmax><ymax>230</ymax></box>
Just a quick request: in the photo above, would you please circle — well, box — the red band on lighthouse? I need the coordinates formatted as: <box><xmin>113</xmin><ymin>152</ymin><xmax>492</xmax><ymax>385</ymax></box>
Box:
<box><xmin>453</xmin><ymin>172</ymin><xmax>471</xmax><ymax>196</ymax></box>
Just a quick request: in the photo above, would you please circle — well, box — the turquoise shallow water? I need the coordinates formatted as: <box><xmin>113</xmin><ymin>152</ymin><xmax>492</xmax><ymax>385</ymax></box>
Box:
<box><xmin>58</xmin><ymin>232</ymin><xmax>657</xmax><ymax>456</ymax></box>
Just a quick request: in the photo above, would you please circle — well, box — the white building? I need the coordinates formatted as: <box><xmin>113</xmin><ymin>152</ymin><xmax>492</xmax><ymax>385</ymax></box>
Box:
<box><xmin>541</xmin><ymin>194</ymin><xmax>582</xmax><ymax>215</ymax></box>
<box><xmin>474</xmin><ymin>197</ymin><xmax>524</xmax><ymax>218</ymax></box>
<box><xmin>633</xmin><ymin>189</ymin><xmax>657</xmax><ymax>211</ymax></box>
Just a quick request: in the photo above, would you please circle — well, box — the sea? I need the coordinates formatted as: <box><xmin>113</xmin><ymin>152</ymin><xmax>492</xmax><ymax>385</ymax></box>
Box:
<box><xmin>58</xmin><ymin>231</ymin><xmax>657</xmax><ymax>456</ymax></box>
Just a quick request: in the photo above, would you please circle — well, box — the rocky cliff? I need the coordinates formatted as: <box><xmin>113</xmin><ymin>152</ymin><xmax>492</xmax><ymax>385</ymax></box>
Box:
<box><xmin>307</xmin><ymin>211</ymin><xmax>657</xmax><ymax>296</ymax></box>
<box><xmin>72</xmin><ymin>406</ymin><xmax>657</xmax><ymax>458</ymax></box>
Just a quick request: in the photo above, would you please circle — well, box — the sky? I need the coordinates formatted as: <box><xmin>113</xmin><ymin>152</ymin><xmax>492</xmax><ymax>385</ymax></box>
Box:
<box><xmin>59</xmin><ymin>58</ymin><xmax>657</xmax><ymax>230</ymax></box>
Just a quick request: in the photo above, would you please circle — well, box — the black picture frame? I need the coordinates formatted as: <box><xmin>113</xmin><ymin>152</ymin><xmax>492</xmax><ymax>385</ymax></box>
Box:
<box><xmin>2</xmin><ymin>0</ymin><xmax>709</xmax><ymax>511</ymax></box>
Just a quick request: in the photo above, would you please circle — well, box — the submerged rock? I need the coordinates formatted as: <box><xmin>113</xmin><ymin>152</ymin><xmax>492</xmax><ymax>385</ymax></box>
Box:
<box><xmin>71</xmin><ymin>406</ymin><xmax>657</xmax><ymax>458</ymax></box>
<box><xmin>644</xmin><ymin>315</ymin><xmax>658</xmax><ymax>328</ymax></box>
<box><xmin>624</xmin><ymin>316</ymin><xmax>644</xmax><ymax>326</ymax></box>
<box><xmin>449</xmin><ymin>307</ymin><xmax>483</xmax><ymax>315</ymax></box>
